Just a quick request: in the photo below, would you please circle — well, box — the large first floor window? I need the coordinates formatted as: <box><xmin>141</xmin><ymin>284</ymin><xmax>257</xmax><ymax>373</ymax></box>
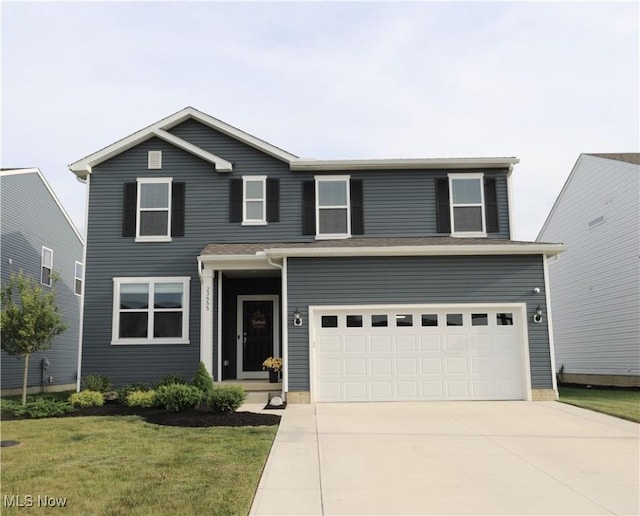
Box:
<box><xmin>112</xmin><ymin>277</ymin><xmax>190</xmax><ymax>345</ymax></box>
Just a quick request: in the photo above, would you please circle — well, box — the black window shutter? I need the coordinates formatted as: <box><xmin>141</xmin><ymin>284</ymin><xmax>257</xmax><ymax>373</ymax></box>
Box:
<box><xmin>350</xmin><ymin>179</ymin><xmax>364</xmax><ymax>235</ymax></box>
<box><xmin>229</xmin><ymin>179</ymin><xmax>242</xmax><ymax>223</ymax></box>
<box><xmin>436</xmin><ymin>178</ymin><xmax>451</xmax><ymax>233</ymax></box>
<box><xmin>484</xmin><ymin>178</ymin><xmax>499</xmax><ymax>233</ymax></box>
<box><xmin>302</xmin><ymin>181</ymin><xmax>316</xmax><ymax>235</ymax></box>
<box><xmin>123</xmin><ymin>182</ymin><xmax>137</xmax><ymax>237</ymax></box>
<box><xmin>266</xmin><ymin>178</ymin><xmax>280</xmax><ymax>223</ymax></box>
<box><xmin>171</xmin><ymin>182</ymin><xmax>185</xmax><ymax>237</ymax></box>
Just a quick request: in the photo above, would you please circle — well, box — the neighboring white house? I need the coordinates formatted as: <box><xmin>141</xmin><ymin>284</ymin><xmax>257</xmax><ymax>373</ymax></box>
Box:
<box><xmin>538</xmin><ymin>153</ymin><xmax>640</xmax><ymax>387</ymax></box>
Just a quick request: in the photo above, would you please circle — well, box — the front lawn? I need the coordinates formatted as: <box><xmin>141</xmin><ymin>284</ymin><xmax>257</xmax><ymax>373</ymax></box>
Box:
<box><xmin>1</xmin><ymin>416</ymin><xmax>277</xmax><ymax>515</ymax></box>
<box><xmin>558</xmin><ymin>385</ymin><xmax>640</xmax><ymax>423</ymax></box>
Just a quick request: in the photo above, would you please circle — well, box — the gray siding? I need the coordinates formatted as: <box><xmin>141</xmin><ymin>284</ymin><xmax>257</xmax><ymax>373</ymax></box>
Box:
<box><xmin>287</xmin><ymin>255</ymin><xmax>551</xmax><ymax>391</ymax></box>
<box><xmin>538</xmin><ymin>155</ymin><xmax>640</xmax><ymax>377</ymax></box>
<box><xmin>1</xmin><ymin>171</ymin><xmax>83</xmax><ymax>390</ymax></box>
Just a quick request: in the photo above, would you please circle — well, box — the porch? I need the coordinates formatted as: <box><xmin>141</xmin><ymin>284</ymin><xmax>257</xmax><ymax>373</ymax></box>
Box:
<box><xmin>222</xmin><ymin>379</ymin><xmax>283</xmax><ymax>405</ymax></box>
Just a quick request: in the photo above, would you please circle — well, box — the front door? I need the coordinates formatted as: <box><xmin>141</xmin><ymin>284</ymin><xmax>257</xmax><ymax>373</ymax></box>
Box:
<box><xmin>237</xmin><ymin>295</ymin><xmax>279</xmax><ymax>379</ymax></box>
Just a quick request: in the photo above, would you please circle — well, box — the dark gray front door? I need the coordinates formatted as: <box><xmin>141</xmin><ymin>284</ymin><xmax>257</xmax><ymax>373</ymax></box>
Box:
<box><xmin>237</xmin><ymin>296</ymin><xmax>278</xmax><ymax>379</ymax></box>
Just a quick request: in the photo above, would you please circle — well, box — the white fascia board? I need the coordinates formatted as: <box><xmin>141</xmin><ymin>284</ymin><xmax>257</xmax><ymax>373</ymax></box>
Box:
<box><xmin>264</xmin><ymin>243</ymin><xmax>566</xmax><ymax>259</ymax></box>
<box><xmin>198</xmin><ymin>254</ymin><xmax>280</xmax><ymax>271</ymax></box>
<box><xmin>152</xmin><ymin>129</ymin><xmax>233</xmax><ymax>171</ymax></box>
<box><xmin>290</xmin><ymin>157</ymin><xmax>519</xmax><ymax>172</ymax></box>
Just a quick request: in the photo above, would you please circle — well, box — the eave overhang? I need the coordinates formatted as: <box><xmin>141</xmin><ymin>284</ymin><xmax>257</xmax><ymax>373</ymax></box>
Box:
<box><xmin>290</xmin><ymin>157</ymin><xmax>519</xmax><ymax>172</ymax></box>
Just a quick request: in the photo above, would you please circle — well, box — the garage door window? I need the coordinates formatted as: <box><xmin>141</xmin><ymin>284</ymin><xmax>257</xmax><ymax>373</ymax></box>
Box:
<box><xmin>472</xmin><ymin>313</ymin><xmax>488</xmax><ymax>326</ymax></box>
<box><xmin>497</xmin><ymin>313</ymin><xmax>514</xmax><ymax>325</ymax></box>
<box><xmin>421</xmin><ymin>314</ymin><xmax>438</xmax><ymax>326</ymax></box>
<box><xmin>371</xmin><ymin>315</ymin><xmax>388</xmax><ymax>327</ymax></box>
<box><xmin>447</xmin><ymin>313</ymin><xmax>463</xmax><ymax>326</ymax></box>
<box><xmin>321</xmin><ymin>315</ymin><xmax>338</xmax><ymax>328</ymax></box>
<box><xmin>395</xmin><ymin>314</ymin><xmax>413</xmax><ymax>327</ymax></box>
<box><xmin>347</xmin><ymin>315</ymin><xmax>363</xmax><ymax>327</ymax></box>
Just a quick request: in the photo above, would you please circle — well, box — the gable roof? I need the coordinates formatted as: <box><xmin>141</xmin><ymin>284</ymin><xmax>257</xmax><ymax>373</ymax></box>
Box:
<box><xmin>0</xmin><ymin>168</ymin><xmax>85</xmax><ymax>244</ymax></box>
<box><xmin>585</xmin><ymin>153</ymin><xmax>640</xmax><ymax>165</ymax></box>
<box><xmin>68</xmin><ymin>107</ymin><xmax>520</xmax><ymax>178</ymax></box>
<box><xmin>536</xmin><ymin>153</ymin><xmax>640</xmax><ymax>240</ymax></box>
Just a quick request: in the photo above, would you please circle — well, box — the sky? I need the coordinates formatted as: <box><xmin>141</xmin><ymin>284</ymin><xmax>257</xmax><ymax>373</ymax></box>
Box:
<box><xmin>2</xmin><ymin>1</ymin><xmax>638</xmax><ymax>242</ymax></box>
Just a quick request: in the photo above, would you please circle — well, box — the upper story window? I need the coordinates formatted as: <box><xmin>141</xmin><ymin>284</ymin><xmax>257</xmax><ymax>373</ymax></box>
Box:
<box><xmin>449</xmin><ymin>174</ymin><xmax>486</xmax><ymax>236</ymax></box>
<box><xmin>123</xmin><ymin>180</ymin><xmax>185</xmax><ymax>241</ymax></box>
<box><xmin>436</xmin><ymin>174</ymin><xmax>499</xmax><ymax>237</ymax></box>
<box><xmin>41</xmin><ymin>247</ymin><xmax>53</xmax><ymax>286</ymax></box>
<box><xmin>315</xmin><ymin>176</ymin><xmax>351</xmax><ymax>239</ymax></box>
<box><xmin>74</xmin><ymin>261</ymin><xmax>84</xmax><ymax>296</ymax></box>
<box><xmin>112</xmin><ymin>276</ymin><xmax>190</xmax><ymax>345</ymax></box>
<box><xmin>243</xmin><ymin>176</ymin><xmax>267</xmax><ymax>225</ymax></box>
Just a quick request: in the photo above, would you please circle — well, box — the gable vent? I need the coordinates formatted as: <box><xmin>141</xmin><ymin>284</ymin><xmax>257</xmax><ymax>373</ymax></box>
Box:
<box><xmin>148</xmin><ymin>151</ymin><xmax>162</xmax><ymax>169</ymax></box>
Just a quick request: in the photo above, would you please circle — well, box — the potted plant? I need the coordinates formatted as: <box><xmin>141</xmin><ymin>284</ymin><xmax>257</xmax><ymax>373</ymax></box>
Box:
<box><xmin>262</xmin><ymin>357</ymin><xmax>283</xmax><ymax>383</ymax></box>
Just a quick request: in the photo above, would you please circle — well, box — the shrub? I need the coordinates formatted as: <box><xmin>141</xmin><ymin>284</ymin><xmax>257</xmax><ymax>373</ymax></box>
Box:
<box><xmin>156</xmin><ymin>374</ymin><xmax>185</xmax><ymax>388</ymax></box>
<box><xmin>103</xmin><ymin>390</ymin><xmax>119</xmax><ymax>402</ymax></box>
<box><xmin>125</xmin><ymin>390</ymin><xmax>157</xmax><ymax>408</ymax></box>
<box><xmin>81</xmin><ymin>374</ymin><xmax>113</xmax><ymax>393</ymax></box>
<box><xmin>155</xmin><ymin>384</ymin><xmax>203</xmax><ymax>412</ymax></box>
<box><xmin>11</xmin><ymin>397</ymin><xmax>74</xmax><ymax>418</ymax></box>
<box><xmin>192</xmin><ymin>362</ymin><xmax>214</xmax><ymax>396</ymax></box>
<box><xmin>208</xmin><ymin>385</ymin><xmax>247</xmax><ymax>414</ymax></box>
<box><xmin>1</xmin><ymin>398</ymin><xmax>21</xmax><ymax>414</ymax></box>
<box><xmin>118</xmin><ymin>382</ymin><xmax>152</xmax><ymax>402</ymax></box>
<box><xmin>69</xmin><ymin>390</ymin><xmax>104</xmax><ymax>408</ymax></box>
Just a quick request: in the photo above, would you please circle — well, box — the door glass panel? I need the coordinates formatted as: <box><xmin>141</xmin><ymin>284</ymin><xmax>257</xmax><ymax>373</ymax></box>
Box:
<box><xmin>497</xmin><ymin>313</ymin><xmax>514</xmax><ymax>326</ymax></box>
<box><xmin>421</xmin><ymin>314</ymin><xmax>438</xmax><ymax>326</ymax></box>
<box><xmin>346</xmin><ymin>315</ymin><xmax>363</xmax><ymax>327</ymax></box>
<box><xmin>447</xmin><ymin>313</ymin><xmax>463</xmax><ymax>326</ymax></box>
<box><xmin>243</xmin><ymin>301</ymin><xmax>273</xmax><ymax>372</ymax></box>
<box><xmin>395</xmin><ymin>314</ymin><xmax>413</xmax><ymax>327</ymax></box>
<box><xmin>371</xmin><ymin>315</ymin><xmax>388</xmax><ymax>327</ymax></box>
<box><xmin>471</xmin><ymin>313</ymin><xmax>488</xmax><ymax>326</ymax></box>
<box><xmin>321</xmin><ymin>315</ymin><xmax>338</xmax><ymax>328</ymax></box>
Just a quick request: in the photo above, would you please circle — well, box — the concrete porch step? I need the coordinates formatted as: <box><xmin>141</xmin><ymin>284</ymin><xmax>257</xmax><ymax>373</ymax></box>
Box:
<box><xmin>220</xmin><ymin>380</ymin><xmax>282</xmax><ymax>405</ymax></box>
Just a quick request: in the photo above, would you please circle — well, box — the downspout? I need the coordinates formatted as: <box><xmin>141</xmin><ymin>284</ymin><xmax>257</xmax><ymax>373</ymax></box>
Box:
<box><xmin>266</xmin><ymin>253</ymin><xmax>287</xmax><ymax>399</ymax></box>
<box><xmin>75</xmin><ymin>172</ymin><xmax>90</xmax><ymax>392</ymax></box>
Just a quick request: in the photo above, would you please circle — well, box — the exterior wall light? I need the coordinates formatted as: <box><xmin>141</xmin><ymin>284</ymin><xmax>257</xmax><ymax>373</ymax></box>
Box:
<box><xmin>293</xmin><ymin>309</ymin><xmax>303</xmax><ymax>327</ymax></box>
<box><xmin>533</xmin><ymin>305</ymin><xmax>543</xmax><ymax>324</ymax></box>
<box><xmin>533</xmin><ymin>287</ymin><xmax>541</xmax><ymax>294</ymax></box>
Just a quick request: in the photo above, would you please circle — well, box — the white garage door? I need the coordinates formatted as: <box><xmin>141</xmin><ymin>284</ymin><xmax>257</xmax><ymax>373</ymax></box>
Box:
<box><xmin>312</xmin><ymin>305</ymin><xmax>528</xmax><ymax>402</ymax></box>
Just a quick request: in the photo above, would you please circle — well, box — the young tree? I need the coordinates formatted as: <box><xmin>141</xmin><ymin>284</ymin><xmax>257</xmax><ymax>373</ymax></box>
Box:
<box><xmin>1</xmin><ymin>270</ymin><xmax>68</xmax><ymax>404</ymax></box>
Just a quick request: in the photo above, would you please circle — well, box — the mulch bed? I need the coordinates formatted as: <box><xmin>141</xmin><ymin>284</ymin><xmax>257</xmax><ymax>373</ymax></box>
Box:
<box><xmin>2</xmin><ymin>403</ymin><xmax>281</xmax><ymax>428</ymax></box>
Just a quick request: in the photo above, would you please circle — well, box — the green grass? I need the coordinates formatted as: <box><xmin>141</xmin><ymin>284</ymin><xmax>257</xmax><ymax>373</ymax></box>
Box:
<box><xmin>1</xmin><ymin>416</ymin><xmax>277</xmax><ymax>515</ymax></box>
<box><xmin>558</xmin><ymin>385</ymin><xmax>640</xmax><ymax>423</ymax></box>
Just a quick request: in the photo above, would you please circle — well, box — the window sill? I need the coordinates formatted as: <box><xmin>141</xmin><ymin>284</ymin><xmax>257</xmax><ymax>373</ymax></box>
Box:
<box><xmin>111</xmin><ymin>339</ymin><xmax>190</xmax><ymax>346</ymax></box>
<box><xmin>241</xmin><ymin>221</ymin><xmax>268</xmax><ymax>226</ymax></box>
<box><xmin>315</xmin><ymin>234</ymin><xmax>351</xmax><ymax>240</ymax></box>
<box><xmin>135</xmin><ymin>236</ymin><xmax>172</xmax><ymax>243</ymax></box>
<box><xmin>450</xmin><ymin>232</ymin><xmax>487</xmax><ymax>238</ymax></box>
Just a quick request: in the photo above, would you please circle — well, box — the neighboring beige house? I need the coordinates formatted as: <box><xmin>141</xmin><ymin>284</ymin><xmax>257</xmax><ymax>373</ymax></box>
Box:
<box><xmin>538</xmin><ymin>153</ymin><xmax>640</xmax><ymax>387</ymax></box>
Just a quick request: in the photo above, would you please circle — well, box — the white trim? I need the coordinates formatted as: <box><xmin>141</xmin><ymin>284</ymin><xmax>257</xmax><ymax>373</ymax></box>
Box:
<box><xmin>236</xmin><ymin>295</ymin><xmax>279</xmax><ymax>380</ymax></box>
<box><xmin>292</xmin><ymin>157</ymin><xmax>519</xmax><ymax>171</ymax></box>
<box><xmin>448</xmin><ymin>173</ymin><xmax>486</xmax><ymax>237</ymax></box>
<box><xmin>309</xmin><ymin>302</ymin><xmax>531</xmax><ymax>403</ymax></box>
<box><xmin>111</xmin><ymin>276</ymin><xmax>190</xmax><ymax>345</ymax></box>
<box><xmin>315</xmin><ymin>175</ymin><xmax>351</xmax><ymax>239</ymax></box>
<box><xmin>217</xmin><ymin>271</ymin><xmax>223</xmax><ymax>383</ymax></box>
<box><xmin>135</xmin><ymin>177</ymin><xmax>172</xmax><ymax>242</ymax></box>
<box><xmin>543</xmin><ymin>255</ymin><xmax>559</xmax><ymax>397</ymax></box>
<box><xmin>242</xmin><ymin>175</ymin><xmax>267</xmax><ymax>225</ymax></box>
<box><xmin>74</xmin><ymin>261</ymin><xmax>84</xmax><ymax>297</ymax></box>
<box><xmin>41</xmin><ymin>246</ymin><xmax>53</xmax><ymax>286</ymax></box>
<box><xmin>507</xmin><ymin>166</ymin><xmax>516</xmax><ymax>239</ymax></box>
<box><xmin>0</xmin><ymin>168</ymin><xmax>85</xmax><ymax>245</ymax></box>
<box><xmin>76</xmin><ymin>174</ymin><xmax>90</xmax><ymax>391</ymax></box>
<box><xmin>152</xmin><ymin>129</ymin><xmax>233</xmax><ymax>172</ymax></box>
<box><xmin>264</xmin><ymin>243</ymin><xmax>567</xmax><ymax>259</ymax></box>
<box><xmin>199</xmin><ymin>269</ymin><xmax>214</xmax><ymax>377</ymax></box>
<box><xmin>281</xmin><ymin>257</ymin><xmax>289</xmax><ymax>395</ymax></box>
<box><xmin>68</xmin><ymin>106</ymin><xmax>295</xmax><ymax>177</ymax></box>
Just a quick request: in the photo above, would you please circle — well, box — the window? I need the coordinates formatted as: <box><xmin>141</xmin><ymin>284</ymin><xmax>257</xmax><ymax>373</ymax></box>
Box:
<box><xmin>449</xmin><ymin>174</ymin><xmax>486</xmax><ymax>236</ymax></box>
<box><xmin>112</xmin><ymin>277</ymin><xmax>190</xmax><ymax>344</ymax></box>
<box><xmin>497</xmin><ymin>313</ymin><xmax>514</xmax><ymax>326</ymax></box>
<box><xmin>41</xmin><ymin>247</ymin><xmax>53</xmax><ymax>286</ymax></box>
<box><xmin>321</xmin><ymin>315</ymin><xmax>338</xmax><ymax>328</ymax></box>
<box><xmin>371</xmin><ymin>315</ymin><xmax>388</xmax><ymax>327</ymax></box>
<box><xmin>421</xmin><ymin>314</ymin><xmax>438</xmax><ymax>327</ymax></box>
<box><xmin>447</xmin><ymin>313</ymin><xmax>463</xmax><ymax>326</ymax></box>
<box><xmin>471</xmin><ymin>313</ymin><xmax>488</xmax><ymax>326</ymax></box>
<box><xmin>316</xmin><ymin>176</ymin><xmax>350</xmax><ymax>238</ymax></box>
<box><xmin>137</xmin><ymin>178</ymin><xmax>172</xmax><ymax>241</ymax></box>
<box><xmin>395</xmin><ymin>314</ymin><xmax>413</xmax><ymax>327</ymax></box>
<box><xmin>346</xmin><ymin>315</ymin><xmax>363</xmax><ymax>327</ymax></box>
<box><xmin>74</xmin><ymin>262</ymin><xmax>84</xmax><ymax>296</ymax></box>
<box><xmin>243</xmin><ymin>176</ymin><xmax>266</xmax><ymax>225</ymax></box>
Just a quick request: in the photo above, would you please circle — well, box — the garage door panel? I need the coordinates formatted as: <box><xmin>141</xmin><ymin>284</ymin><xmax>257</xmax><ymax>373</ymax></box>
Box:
<box><xmin>315</xmin><ymin>306</ymin><xmax>526</xmax><ymax>402</ymax></box>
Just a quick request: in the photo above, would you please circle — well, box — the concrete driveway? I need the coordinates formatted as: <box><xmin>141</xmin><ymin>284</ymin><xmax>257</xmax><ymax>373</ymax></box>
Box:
<box><xmin>249</xmin><ymin>401</ymin><xmax>639</xmax><ymax>515</ymax></box>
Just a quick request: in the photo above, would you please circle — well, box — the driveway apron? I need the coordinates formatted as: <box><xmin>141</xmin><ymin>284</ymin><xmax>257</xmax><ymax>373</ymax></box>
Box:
<box><xmin>250</xmin><ymin>401</ymin><xmax>639</xmax><ymax>515</ymax></box>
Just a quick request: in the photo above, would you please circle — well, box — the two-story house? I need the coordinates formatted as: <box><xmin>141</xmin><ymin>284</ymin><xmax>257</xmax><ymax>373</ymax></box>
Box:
<box><xmin>69</xmin><ymin>107</ymin><xmax>564</xmax><ymax>402</ymax></box>
<box><xmin>1</xmin><ymin>168</ymin><xmax>84</xmax><ymax>395</ymax></box>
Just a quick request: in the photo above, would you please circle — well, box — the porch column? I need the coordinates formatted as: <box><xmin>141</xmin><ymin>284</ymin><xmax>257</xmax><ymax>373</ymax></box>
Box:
<box><xmin>200</xmin><ymin>268</ymin><xmax>214</xmax><ymax>378</ymax></box>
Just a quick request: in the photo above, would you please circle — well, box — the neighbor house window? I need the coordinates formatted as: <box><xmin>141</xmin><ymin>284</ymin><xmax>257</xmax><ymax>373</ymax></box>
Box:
<box><xmin>136</xmin><ymin>177</ymin><xmax>172</xmax><ymax>241</ymax></box>
<box><xmin>315</xmin><ymin>176</ymin><xmax>350</xmax><ymax>238</ymax></box>
<box><xmin>449</xmin><ymin>173</ymin><xmax>486</xmax><ymax>236</ymax></box>
<box><xmin>74</xmin><ymin>261</ymin><xmax>84</xmax><ymax>296</ymax></box>
<box><xmin>242</xmin><ymin>176</ymin><xmax>267</xmax><ymax>225</ymax></box>
<box><xmin>41</xmin><ymin>247</ymin><xmax>53</xmax><ymax>286</ymax></box>
<box><xmin>112</xmin><ymin>277</ymin><xmax>190</xmax><ymax>345</ymax></box>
